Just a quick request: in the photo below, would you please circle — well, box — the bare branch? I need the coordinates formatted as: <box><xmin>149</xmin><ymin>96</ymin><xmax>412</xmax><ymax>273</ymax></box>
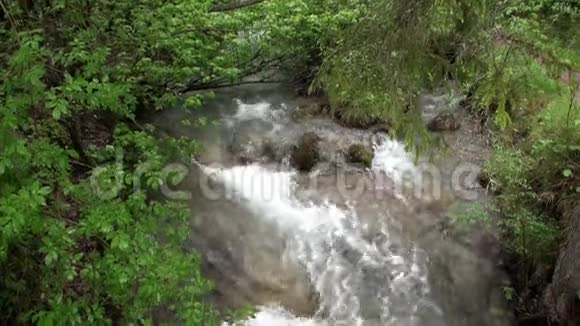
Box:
<box><xmin>209</xmin><ymin>0</ymin><xmax>266</xmax><ymax>12</ymax></box>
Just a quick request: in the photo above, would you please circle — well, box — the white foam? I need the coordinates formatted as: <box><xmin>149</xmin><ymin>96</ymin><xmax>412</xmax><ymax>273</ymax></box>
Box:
<box><xmin>371</xmin><ymin>137</ymin><xmax>417</xmax><ymax>181</ymax></box>
<box><xmin>233</xmin><ymin>99</ymin><xmax>273</xmax><ymax>121</ymax></box>
<box><xmin>206</xmin><ymin>163</ymin><xmax>434</xmax><ymax>325</ymax></box>
<box><xmin>244</xmin><ymin>306</ymin><xmax>324</xmax><ymax>326</ymax></box>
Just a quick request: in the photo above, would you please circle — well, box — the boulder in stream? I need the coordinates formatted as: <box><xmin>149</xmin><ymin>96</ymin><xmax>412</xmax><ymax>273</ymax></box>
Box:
<box><xmin>427</xmin><ymin>111</ymin><xmax>461</xmax><ymax>132</ymax></box>
<box><xmin>290</xmin><ymin>132</ymin><xmax>321</xmax><ymax>172</ymax></box>
<box><xmin>347</xmin><ymin>144</ymin><xmax>373</xmax><ymax>168</ymax></box>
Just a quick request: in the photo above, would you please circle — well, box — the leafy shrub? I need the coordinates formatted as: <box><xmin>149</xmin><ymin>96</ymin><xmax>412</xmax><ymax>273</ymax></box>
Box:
<box><xmin>486</xmin><ymin>91</ymin><xmax>578</xmax><ymax>265</ymax></box>
<box><xmin>454</xmin><ymin>203</ymin><xmax>492</xmax><ymax>228</ymax></box>
<box><xmin>0</xmin><ymin>0</ymin><xmax>357</xmax><ymax>323</ymax></box>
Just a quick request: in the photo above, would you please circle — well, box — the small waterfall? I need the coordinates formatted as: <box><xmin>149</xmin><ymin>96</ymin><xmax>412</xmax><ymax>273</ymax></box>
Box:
<box><xmin>371</xmin><ymin>137</ymin><xmax>417</xmax><ymax>180</ymax></box>
<box><xmin>203</xmin><ymin>146</ymin><xmax>438</xmax><ymax>325</ymax></box>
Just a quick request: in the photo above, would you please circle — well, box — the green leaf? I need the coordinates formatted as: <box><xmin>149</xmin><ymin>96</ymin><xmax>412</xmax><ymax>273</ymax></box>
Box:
<box><xmin>563</xmin><ymin>169</ymin><xmax>573</xmax><ymax>178</ymax></box>
<box><xmin>185</xmin><ymin>96</ymin><xmax>202</xmax><ymax>109</ymax></box>
<box><xmin>112</xmin><ymin>233</ymin><xmax>130</xmax><ymax>251</ymax></box>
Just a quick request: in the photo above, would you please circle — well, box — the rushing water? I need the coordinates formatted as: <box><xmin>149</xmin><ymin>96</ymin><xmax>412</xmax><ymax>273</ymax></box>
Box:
<box><xmin>151</xmin><ymin>84</ymin><xmax>513</xmax><ymax>326</ymax></box>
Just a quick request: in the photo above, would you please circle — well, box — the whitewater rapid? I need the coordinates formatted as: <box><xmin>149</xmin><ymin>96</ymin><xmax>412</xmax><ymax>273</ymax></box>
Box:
<box><xmin>151</xmin><ymin>87</ymin><xmax>513</xmax><ymax>326</ymax></box>
<box><xmin>201</xmin><ymin>138</ymin><xmax>439</xmax><ymax>326</ymax></box>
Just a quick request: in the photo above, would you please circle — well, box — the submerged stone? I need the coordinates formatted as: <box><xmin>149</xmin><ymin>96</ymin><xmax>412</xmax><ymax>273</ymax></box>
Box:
<box><xmin>290</xmin><ymin>132</ymin><xmax>321</xmax><ymax>172</ymax></box>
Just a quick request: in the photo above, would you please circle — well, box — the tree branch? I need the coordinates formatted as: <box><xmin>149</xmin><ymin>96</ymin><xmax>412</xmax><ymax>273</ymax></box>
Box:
<box><xmin>182</xmin><ymin>79</ymin><xmax>285</xmax><ymax>92</ymax></box>
<box><xmin>181</xmin><ymin>53</ymin><xmax>289</xmax><ymax>93</ymax></box>
<box><xmin>209</xmin><ymin>0</ymin><xmax>266</xmax><ymax>12</ymax></box>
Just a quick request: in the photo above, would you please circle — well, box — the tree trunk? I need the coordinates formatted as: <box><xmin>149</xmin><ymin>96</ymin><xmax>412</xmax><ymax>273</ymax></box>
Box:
<box><xmin>545</xmin><ymin>200</ymin><xmax>580</xmax><ymax>323</ymax></box>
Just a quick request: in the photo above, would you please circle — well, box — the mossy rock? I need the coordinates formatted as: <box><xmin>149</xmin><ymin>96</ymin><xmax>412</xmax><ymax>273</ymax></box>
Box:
<box><xmin>332</xmin><ymin>107</ymin><xmax>391</xmax><ymax>131</ymax></box>
<box><xmin>334</xmin><ymin>109</ymin><xmax>382</xmax><ymax>129</ymax></box>
<box><xmin>347</xmin><ymin>144</ymin><xmax>373</xmax><ymax>168</ymax></box>
<box><xmin>290</xmin><ymin>132</ymin><xmax>321</xmax><ymax>172</ymax></box>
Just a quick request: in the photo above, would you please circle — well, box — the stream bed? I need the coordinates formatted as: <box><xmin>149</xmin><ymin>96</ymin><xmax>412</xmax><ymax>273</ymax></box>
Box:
<box><xmin>151</xmin><ymin>84</ymin><xmax>513</xmax><ymax>326</ymax></box>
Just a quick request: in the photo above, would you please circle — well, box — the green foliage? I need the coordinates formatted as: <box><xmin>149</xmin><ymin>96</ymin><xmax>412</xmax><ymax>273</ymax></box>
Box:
<box><xmin>315</xmin><ymin>0</ymin><xmax>578</xmax><ymax>282</ymax></box>
<box><xmin>317</xmin><ymin>0</ymin><xmax>498</xmax><ymax>148</ymax></box>
<box><xmin>470</xmin><ymin>47</ymin><xmax>561</xmax><ymax>128</ymax></box>
<box><xmin>503</xmin><ymin>0</ymin><xmax>580</xmax><ymax>43</ymax></box>
<box><xmin>503</xmin><ymin>286</ymin><xmax>516</xmax><ymax>302</ymax></box>
<box><xmin>316</xmin><ymin>0</ymin><xmax>578</xmax><ymax>148</ymax></box>
<box><xmin>469</xmin><ymin>0</ymin><xmax>579</xmax><ymax>133</ymax></box>
<box><xmin>486</xmin><ymin>92</ymin><xmax>578</xmax><ymax>265</ymax></box>
<box><xmin>0</xmin><ymin>0</ymin><xmax>348</xmax><ymax>323</ymax></box>
<box><xmin>504</xmin><ymin>209</ymin><xmax>559</xmax><ymax>261</ymax></box>
<box><xmin>486</xmin><ymin>146</ymin><xmax>554</xmax><ymax>264</ymax></box>
<box><xmin>530</xmin><ymin>96</ymin><xmax>580</xmax><ymax>195</ymax></box>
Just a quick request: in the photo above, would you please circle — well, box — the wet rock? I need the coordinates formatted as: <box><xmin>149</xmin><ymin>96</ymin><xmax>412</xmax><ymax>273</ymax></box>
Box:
<box><xmin>369</xmin><ymin>123</ymin><xmax>391</xmax><ymax>134</ymax></box>
<box><xmin>291</xmin><ymin>103</ymin><xmax>324</xmax><ymax>121</ymax></box>
<box><xmin>231</xmin><ymin>143</ymin><xmax>259</xmax><ymax>165</ymax></box>
<box><xmin>261</xmin><ymin>139</ymin><xmax>277</xmax><ymax>160</ymax></box>
<box><xmin>234</xmin><ymin>140</ymin><xmax>280</xmax><ymax>165</ymax></box>
<box><xmin>227</xmin><ymin>130</ymin><xmax>279</xmax><ymax>164</ymax></box>
<box><xmin>347</xmin><ymin>144</ymin><xmax>373</xmax><ymax>168</ymax></box>
<box><xmin>290</xmin><ymin>132</ymin><xmax>321</xmax><ymax>172</ymax></box>
<box><xmin>427</xmin><ymin>111</ymin><xmax>461</xmax><ymax>132</ymax></box>
<box><xmin>237</xmin><ymin>153</ymin><xmax>255</xmax><ymax>165</ymax></box>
